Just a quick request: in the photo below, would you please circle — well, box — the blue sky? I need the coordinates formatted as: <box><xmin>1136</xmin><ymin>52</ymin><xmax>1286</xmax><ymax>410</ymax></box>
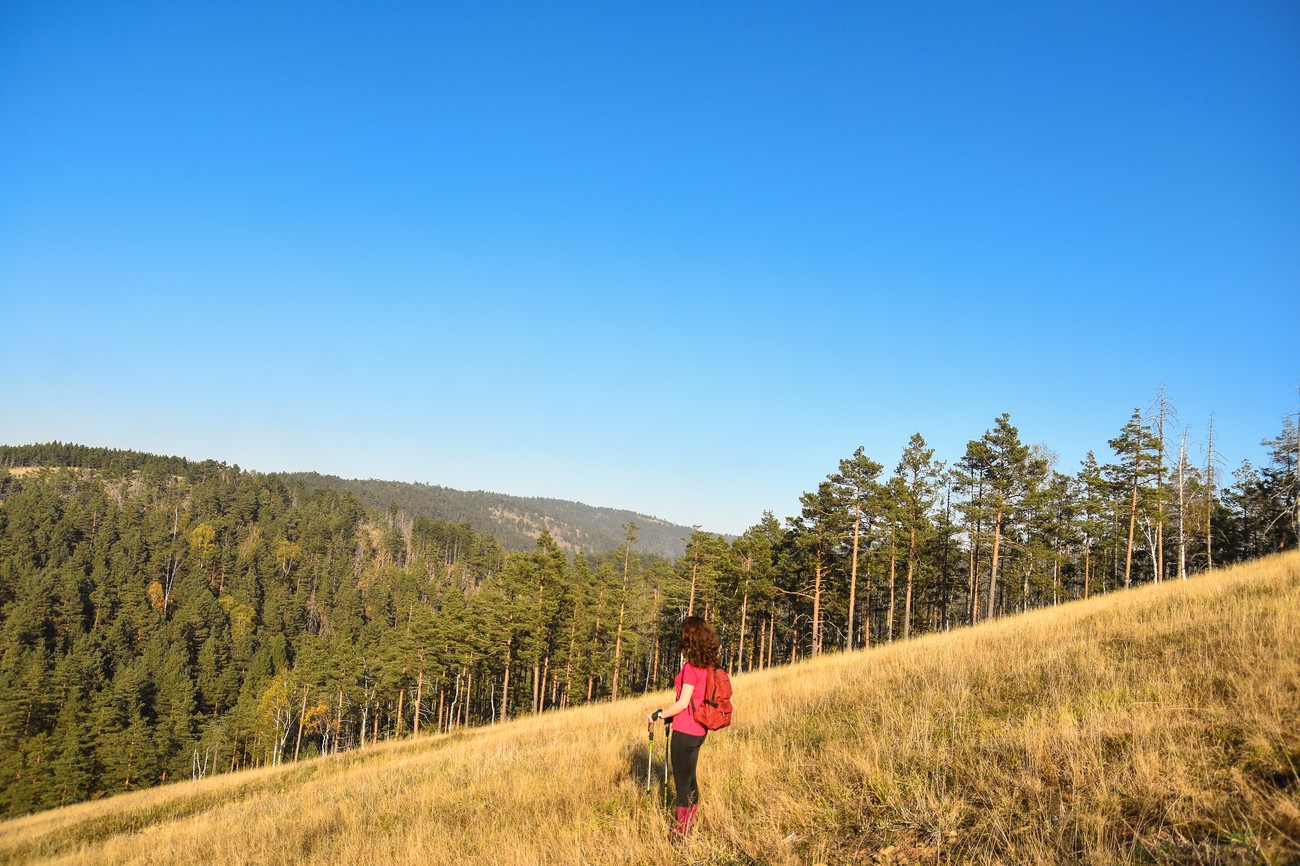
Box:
<box><xmin>2</xmin><ymin>1</ymin><xmax>1297</xmax><ymax>535</ymax></box>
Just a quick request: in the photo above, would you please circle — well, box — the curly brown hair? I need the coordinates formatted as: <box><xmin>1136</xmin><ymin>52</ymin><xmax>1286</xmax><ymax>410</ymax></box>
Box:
<box><xmin>680</xmin><ymin>616</ymin><xmax>721</xmax><ymax>668</ymax></box>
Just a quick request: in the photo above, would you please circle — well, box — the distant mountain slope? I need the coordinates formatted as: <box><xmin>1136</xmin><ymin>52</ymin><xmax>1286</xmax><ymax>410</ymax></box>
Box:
<box><xmin>278</xmin><ymin>472</ymin><xmax>693</xmax><ymax>558</ymax></box>
<box><xmin>0</xmin><ymin>443</ymin><xmax>696</xmax><ymax>557</ymax></box>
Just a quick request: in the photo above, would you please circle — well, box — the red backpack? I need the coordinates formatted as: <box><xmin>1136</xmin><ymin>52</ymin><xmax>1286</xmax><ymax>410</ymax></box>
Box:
<box><xmin>694</xmin><ymin>666</ymin><xmax>733</xmax><ymax>731</ymax></box>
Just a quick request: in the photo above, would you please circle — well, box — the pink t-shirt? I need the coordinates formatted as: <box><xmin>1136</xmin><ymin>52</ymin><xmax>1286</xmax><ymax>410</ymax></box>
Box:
<box><xmin>672</xmin><ymin>663</ymin><xmax>709</xmax><ymax>736</ymax></box>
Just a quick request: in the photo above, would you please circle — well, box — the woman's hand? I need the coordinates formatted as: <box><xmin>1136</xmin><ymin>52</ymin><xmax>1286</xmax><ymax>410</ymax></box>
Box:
<box><xmin>646</xmin><ymin>708</ymin><xmax>663</xmax><ymax>724</ymax></box>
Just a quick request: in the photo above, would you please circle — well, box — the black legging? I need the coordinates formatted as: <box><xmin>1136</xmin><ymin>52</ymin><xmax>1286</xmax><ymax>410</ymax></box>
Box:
<box><xmin>669</xmin><ymin>729</ymin><xmax>706</xmax><ymax>808</ymax></box>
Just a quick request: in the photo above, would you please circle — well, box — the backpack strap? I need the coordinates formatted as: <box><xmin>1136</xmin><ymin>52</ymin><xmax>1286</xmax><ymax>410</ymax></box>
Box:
<box><xmin>696</xmin><ymin>665</ymin><xmax>713</xmax><ymax>711</ymax></box>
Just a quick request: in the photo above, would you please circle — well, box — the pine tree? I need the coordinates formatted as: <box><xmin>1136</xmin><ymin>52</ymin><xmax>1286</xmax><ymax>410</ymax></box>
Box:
<box><xmin>1202</xmin><ymin>416</ymin><xmax>1223</xmax><ymax>569</ymax></box>
<box><xmin>152</xmin><ymin>643</ymin><xmax>198</xmax><ymax>779</ymax></box>
<box><xmin>893</xmin><ymin>434</ymin><xmax>940</xmax><ymax>640</ymax></box>
<box><xmin>1261</xmin><ymin>413</ymin><xmax>1299</xmax><ymax>549</ymax></box>
<box><xmin>730</xmin><ymin>514</ymin><xmax>780</xmax><ymax>671</ymax></box>
<box><xmin>827</xmin><ymin>448</ymin><xmax>882</xmax><ymax>650</ymax></box>
<box><xmin>786</xmin><ymin>482</ymin><xmax>845</xmax><ymax>657</ymax></box>
<box><xmin>1106</xmin><ymin>409</ymin><xmax>1161</xmax><ymax>588</ymax></box>
<box><xmin>1224</xmin><ymin>460</ymin><xmax>1272</xmax><ymax>560</ymax></box>
<box><xmin>961</xmin><ymin>414</ymin><xmax>1039</xmax><ymax>620</ymax></box>
<box><xmin>678</xmin><ymin>529</ymin><xmax>728</xmax><ymax>619</ymax></box>
<box><xmin>1076</xmin><ymin>452</ymin><xmax>1109</xmax><ymax>599</ymax></box>
<box><xmin>1147</xmin><ymin>385</ymin><xmax>1178</xmax><ymax>582</ymax></box>
<box><xmin>610</xmin><ymin>523</ymin><xmax>637</xmax><ymax>702</ymax></box>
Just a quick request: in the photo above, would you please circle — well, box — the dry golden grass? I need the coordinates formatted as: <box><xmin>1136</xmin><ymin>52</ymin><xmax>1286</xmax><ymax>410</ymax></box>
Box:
<box><xmin>2</xmin><ymin>467</ymin><xmax>61</xmax><ymax>478</ymax></box>
<box><xmin>3</xmin><ymin>552</ymin><xmax>1298</xmax><ymax>865</ymax></box>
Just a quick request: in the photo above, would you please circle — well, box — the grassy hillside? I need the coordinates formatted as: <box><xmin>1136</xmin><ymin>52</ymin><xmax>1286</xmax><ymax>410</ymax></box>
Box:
<box><xmin>2</xmin><ymin>553</ymin><xmax>1296</xmax><ymax>866</ymax></box>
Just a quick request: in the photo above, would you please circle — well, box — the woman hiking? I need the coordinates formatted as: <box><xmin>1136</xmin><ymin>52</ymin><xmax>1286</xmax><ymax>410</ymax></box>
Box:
<box><xmin>646</xmin><ymin>615</ymin><xmax>719</xmax><ymax>841</ymax></box>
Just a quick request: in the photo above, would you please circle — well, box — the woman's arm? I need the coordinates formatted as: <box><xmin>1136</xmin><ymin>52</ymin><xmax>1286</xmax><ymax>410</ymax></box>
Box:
<box><xmin>646</xmin><ymin>684</ymin><xmax>693</xmax><ymax>723</ymax></box>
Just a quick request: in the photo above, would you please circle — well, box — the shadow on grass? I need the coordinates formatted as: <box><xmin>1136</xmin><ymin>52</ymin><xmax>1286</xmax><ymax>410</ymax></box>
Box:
<box><xmin>622</xmin><ymin>726</ymin><xmax>675</xmax><ymax>816</ymax></box>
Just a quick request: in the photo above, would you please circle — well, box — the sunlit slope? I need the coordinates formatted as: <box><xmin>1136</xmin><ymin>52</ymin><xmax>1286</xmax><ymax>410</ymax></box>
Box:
<box><xmin>2</xmin><ymin>553</ymin><xmax>1297</xmax><ymax>866</ymax></box>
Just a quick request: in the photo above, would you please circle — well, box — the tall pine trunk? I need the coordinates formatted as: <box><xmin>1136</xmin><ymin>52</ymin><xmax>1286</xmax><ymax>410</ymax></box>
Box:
<box><xmin>1178</xmin><ymin>434</ymin><xmax>1188</xmax><ymax>579</ymax></box>
<box><xmin>413</xmin><ymin>670</ymin><xmax>423</xmax><ymax>737</ymax></box>
<box><xmin>887</xmin><ymin>526</ymin><xmax>897</xmax><ymax>643</ymax></box>
<box><xmin>1124</xmin><ymin>480</ymin><xmax>1138</xmax><ymax>588</ymax></box>
<box><xmin>812</xmin><ymin>549</ymin><xmax>824</xmax><ymax>656</ymax></box>
<box><xmin>1084</xmin><ymin>541</ymin><xmax>1091</xmax><ymax>599</ymax></box>
<box><xmin>987</xmin><ymin>510</ymin><xmax>1004</xmax><ymax>621</ymax></box>
<box><xmin>847</xmin><ymin>501</ymin><xmax>861</xmax><ymax>649</ymax></box>
<box><xmin>333</xmin><ymin>685</ymin><xmax>343</xmax><ymax>755</ymax></box>
<box><xmin>611</xmin><ymin>530</ymin><xmax>634</xmax><ymax>701</ymax></box>
<box><xmin>737</xmin><ymin>567</ymin><xmax>751</xmax><ymax>672</ymax></box>
<box><xmin>903</xmin><ymin>524</ymin><xmax>916</xmax><ymax>641</ymax></box>
<box><xmin>687</xmin><ymin>551</ymin><xmax>699</xmax><ymax>617</ymax></box>
<box><xmin>967</xmin><ymin>536</ymin><xmax>977</xmax><ymax>626</ymax></box>
<box><xmin>1205</xmin><ymin>418</ymin><xmax>1216</xmax><ymax>570</ymax></box>
<box><xmin>562</xmin><ymin>609</ymin><xmax>577</xmax><ymax>710</ymax></box>
<box><xmin>500</xmin><ymin>641</ymin><xmax>511</xmax><ymax>723</ymax></box>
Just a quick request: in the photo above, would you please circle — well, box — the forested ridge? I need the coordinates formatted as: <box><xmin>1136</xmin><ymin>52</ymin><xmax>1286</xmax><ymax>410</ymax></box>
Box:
<box><xmin>0</xmin><ymin>396</ymin><xmax>1296</xmax><ymax>819</ymax></box>
<box><xmin>278</xmin><ymin>471</ymin><xmax>695</xmax><ymax>558</ymax></box>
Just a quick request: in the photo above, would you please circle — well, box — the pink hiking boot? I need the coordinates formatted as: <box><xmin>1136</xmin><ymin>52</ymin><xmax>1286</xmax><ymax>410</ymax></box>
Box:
<box><xmin>672</xmin><ymin>804</ymin><xmax>699</xmax><ymax>842</ymax></box>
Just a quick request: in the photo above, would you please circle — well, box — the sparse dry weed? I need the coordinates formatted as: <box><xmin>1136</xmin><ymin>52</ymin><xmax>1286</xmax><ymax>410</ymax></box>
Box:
<box><xmin>2</xmin><ymin>553</ymin><xmax>1297</xmax><ymax>865</ymax></box>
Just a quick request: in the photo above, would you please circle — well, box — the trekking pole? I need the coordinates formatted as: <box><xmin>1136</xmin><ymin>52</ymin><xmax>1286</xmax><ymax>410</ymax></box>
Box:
<box><xmin>646</xmin><ymin>716</ymin><xmax>655</xmax><ymax>794</ymax></box>
<box><xmin>662</xmin><ymin>718</ymin><xmax>671</xmax><ymax>811</ymax></box>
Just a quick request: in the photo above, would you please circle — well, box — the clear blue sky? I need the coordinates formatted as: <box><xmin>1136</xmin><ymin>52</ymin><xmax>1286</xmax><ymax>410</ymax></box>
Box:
<box><xmin>2</xmin><ymin>1</ymin><xmax>1297</xmax><ymax>535</ymax></box>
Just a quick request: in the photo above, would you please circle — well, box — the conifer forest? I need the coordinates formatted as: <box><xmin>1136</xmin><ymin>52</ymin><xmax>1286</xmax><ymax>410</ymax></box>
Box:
<box><xmin>0</xmin><ymin>399</ymin><xmax>1296</xmax><ymax>818</ymax></box>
